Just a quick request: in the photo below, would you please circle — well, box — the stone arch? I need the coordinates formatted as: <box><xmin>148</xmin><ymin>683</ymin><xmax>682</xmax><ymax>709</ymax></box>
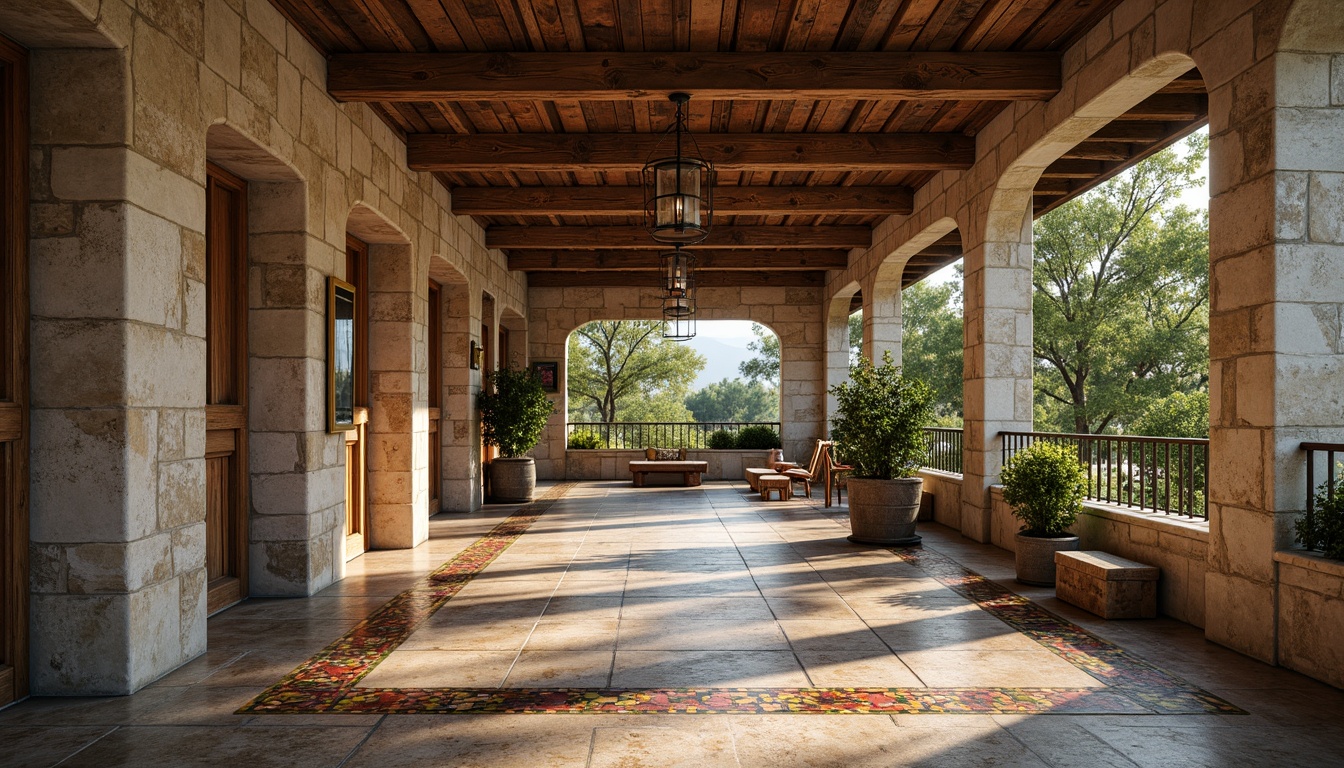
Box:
<box><xmin>868</xmin><ymin>218</ymin><xmax>961</xmax><ymax>364</ymax></box>
<box><xmin>825</xmin><ymin>281</ymin><xmax>861</xmax><ymax>424</ymax></box>
<box><xmin>429</xmin><ymin>257</ymin><xmax>476</xmax><ymax>512</ymax></box>
<box><xmin>203</xmin><ymin>124</ymin><xmax>312</xmax><ymax>606</ymax></box>
<box><xmin>344</xmin><ymin>203</ymin><xmax>427</xmax><ymax>549</ymax></box>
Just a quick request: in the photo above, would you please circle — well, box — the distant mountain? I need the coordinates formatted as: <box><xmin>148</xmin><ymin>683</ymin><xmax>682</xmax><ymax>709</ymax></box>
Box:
<box><xmin>684</xmin><ymin>336</ymin><xmax>756</xmax><ymax>390</ymax></box>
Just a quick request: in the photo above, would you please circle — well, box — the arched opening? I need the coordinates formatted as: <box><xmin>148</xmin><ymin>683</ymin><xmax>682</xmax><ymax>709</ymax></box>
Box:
<box><xmin>343</xmin><ymin>204</ymin><xmax>424</xmax><ymax>550</ymax></box>
<box><xmin>825</xmin><ymin>282</ymin><xmax>860</xmax><ymax>424</ymax></box>
<box><xmin>204</xmin><ymin>124</ymin><xmax>305</xmax><ymax>613</ymax></box>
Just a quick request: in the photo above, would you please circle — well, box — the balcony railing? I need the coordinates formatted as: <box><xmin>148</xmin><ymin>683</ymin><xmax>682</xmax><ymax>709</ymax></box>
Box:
<box><xmin>1301</xmin><ymin>442</ymin><xmax>1344</xmax><ymax>550</ymax></box>
<box><xmin>566</xmin><ymin>421</ymin><xmax>780</xmax><ymax>450</ymax></box>
<box><xmin>923</xmin><ymin>427</ymin><xmax>963</xmax><ymax>474</ymax></box>
<box><xmin>1001</xmin><ymin>431</ymin><xmax>1209</xmax><ymax>519</ymax></box>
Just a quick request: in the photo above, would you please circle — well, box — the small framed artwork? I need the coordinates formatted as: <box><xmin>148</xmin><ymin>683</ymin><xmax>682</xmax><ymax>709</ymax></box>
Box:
<box><xmin>531</xmin><ymin>361</ymin><xmax>559</xmax><ymax>392</ymax></box>
<box><xmin>327</xmin><ymin>276</ymin><xmax>357</xmax><ymax>432</ymax></box>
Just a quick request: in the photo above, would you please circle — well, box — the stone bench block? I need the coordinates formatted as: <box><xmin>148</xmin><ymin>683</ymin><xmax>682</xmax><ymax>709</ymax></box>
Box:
<box><xmin>1055</xmin><ymin>550</ymin><xmax>1159</xmax><ymax>619</ymax></box>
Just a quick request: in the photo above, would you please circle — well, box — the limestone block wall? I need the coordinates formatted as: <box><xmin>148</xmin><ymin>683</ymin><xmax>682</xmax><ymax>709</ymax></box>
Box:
<box><xmin>916</xmin><ymin>470</ymin><xmax>963</xmax><ymax>531</ymax></box>
<box><xmin>11</xmin><ymin>0</ymin><xmax>525</xmax><ymax>694</ymax></box>
<box><xmin>1273</xmin><ymin>551</ymin><xmax>1344</xmax><ymax>689</ymax></box>
<box><xmin>527</xmin><ymin>285</ymin><xmax>826</xmax><ymax>480</ymax></box>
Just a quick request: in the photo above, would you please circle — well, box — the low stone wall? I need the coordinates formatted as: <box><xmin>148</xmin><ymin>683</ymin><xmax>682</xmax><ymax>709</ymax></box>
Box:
<box><xmin>989</xmin><ymin>486</ymin><xmax>1209</xmax><ymax>627</ymax></box>
<box><xmin>1274</xmin><ymin>550</ymin><xmax>1344</xmax><ymax>689</ymax></box>
<box><xmin>917</xmin><ymin>469</ymin><xmax>963</xmax><ymax>528</ymax></box>
<box><xmin>565</xmin><ymin>450</ymin><xmax>773</xmax><ymax>481</ymax></box>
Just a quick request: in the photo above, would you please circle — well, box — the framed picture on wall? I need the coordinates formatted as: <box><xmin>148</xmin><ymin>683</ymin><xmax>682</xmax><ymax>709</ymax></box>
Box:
<box><xmin>531</xmin><ymin>361</ymin><xmax>559</xmax><ymax>392</ymax></box>
<box><xmin>327</xmin><ymin>277</ymin><xmax>357</xmax><ymax>432</ymax></box>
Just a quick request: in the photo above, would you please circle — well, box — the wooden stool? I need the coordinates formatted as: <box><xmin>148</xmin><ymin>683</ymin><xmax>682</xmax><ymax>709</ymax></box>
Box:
<box><xmin>758</xmin><ymin>473</ymin><xmax>792</xmax><ymax>501</ymax></box>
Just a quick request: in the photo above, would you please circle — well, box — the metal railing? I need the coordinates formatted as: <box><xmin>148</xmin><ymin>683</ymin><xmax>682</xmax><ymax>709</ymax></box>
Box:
<box><xmin>923</xmin><ymin>427</ymin><xmax>963</xmax><ymax>474</ymax></box>
<box><xmin>566</xmin><ymin>421</ymin><xmax>781</xmax><ymax>450</ymax></box>
<box><xmin>1001</xmin><ymin>431</ymin><xmax>1209</xmax><ymax>519</ymax></box>
<box><xmin>1301</xmin><ymin>442</ymin><xmax>1344</xmax><ymax>550</ymax></box>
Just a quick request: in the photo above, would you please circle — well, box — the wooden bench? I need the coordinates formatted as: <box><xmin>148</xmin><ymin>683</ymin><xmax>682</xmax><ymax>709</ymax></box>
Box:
<box><xmin>1055</xmin><ymin>551</ymin><xmax>1159</xmax><ymax>619</ymax></box>
<box><xmin>758</xmin><ymin>473</ymin><xmax>792</xmax><ymax>501</ymax></box>
<box><xmin>629</xmin><ymin>460</ymin><xmax>709</xmax><ymax>487</ymax></box>
<box><xmin>745</xmin><ymin>463</ymin><xmax>797</xmax><ymax>490</ymax></box>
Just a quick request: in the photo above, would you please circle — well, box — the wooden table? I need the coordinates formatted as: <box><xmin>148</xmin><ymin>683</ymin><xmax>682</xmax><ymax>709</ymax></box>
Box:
<box><xmin>629</xmin><ymin>460</ymin><xmax>709</xmax><ymax>487</ymax></box>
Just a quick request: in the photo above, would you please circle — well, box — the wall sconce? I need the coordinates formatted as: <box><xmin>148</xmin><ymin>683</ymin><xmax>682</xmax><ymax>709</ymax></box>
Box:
<box><xmin>470</xmin><ymin>340</ymin><xmax>483</xmax><ymax>370</ymax></box>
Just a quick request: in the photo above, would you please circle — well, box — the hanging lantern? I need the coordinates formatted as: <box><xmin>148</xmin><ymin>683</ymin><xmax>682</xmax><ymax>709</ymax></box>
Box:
<box><xmin>661</xmin><ymin>247</ymin><xmax>696</xmax><ymax>341</ymax></box>
<box><xmin>643</xmin><ymin>92</ymin><xmax>715</xmax><ymax>245</ymax></box>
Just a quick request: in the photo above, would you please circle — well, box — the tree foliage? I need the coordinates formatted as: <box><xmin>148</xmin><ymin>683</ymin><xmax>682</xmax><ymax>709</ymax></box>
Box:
<box><xmin>1130</xmin><ymin>390</ymin><xmax>1209</xmax><ymax>438</ymax></box>
<box><xmin>738</xmin><ymin>324</ymin><xmax>780</xmax><ymax>385</ymax></box>
<box><xmin>1033</xmin><ymin>133</ymin><xmax>1210</xmax><ymax>434</ymax></box>
<box><xmin>901</xmin><ymin>277</ymin><xmax>964</xmax><ymax>421</ymax></box>
<box><xmin>567</xmin><ymin>321</ymin><xmax>704</xmax><ymax>423</ymax></box>
<box><xmin>477</xmin><ymin>367</ymin><xmax>554</xmax><ymax>457</ymax></box>
<box><xmin>684</xmin><ymin>378</ymin><xmax>779</xmax><ymax>422</ymax></box>
<box><xmin>829</xmin><ymin>352</ymin><xmax>935</xmax><ymax>479</ymax></box>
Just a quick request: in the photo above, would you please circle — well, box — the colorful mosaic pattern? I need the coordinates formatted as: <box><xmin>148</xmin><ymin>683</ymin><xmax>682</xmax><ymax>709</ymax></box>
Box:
<box><xmin>240</xmin><ymin>483</ymin><xmax>1243</xmax><ymax>717</ymax></box>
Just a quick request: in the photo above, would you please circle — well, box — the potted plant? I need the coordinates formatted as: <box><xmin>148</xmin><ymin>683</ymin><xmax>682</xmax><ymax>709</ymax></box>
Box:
<box><xmin>477</xmin><ymin>366</ymin><xmax>554</xmax><ymax>502</ymax></box>
<box><xmin>828</xmin><ymin>352</ymin><xmax>935</xmax><ymax>545</ymax></box>
<box><xmin>999</xmin><ymin>441</ymin><xmax>1088</xmax><ymax>585</ymax></box>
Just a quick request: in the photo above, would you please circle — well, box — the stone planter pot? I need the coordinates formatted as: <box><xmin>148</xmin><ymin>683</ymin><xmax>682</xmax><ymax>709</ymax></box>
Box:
<box><xmin>489</xmin><ymin>457</ymin><xmax>536</xmax><ymax>503</ymax></box>
<box><xmin>846</xmin><ymin>477</ymin><xmax>924</xmax><ymax>546</ymax></box>
<box><xmin>1014</xmin><ymin>532</ymin><xmax>1080</xmax><ymax>586</ymax></box>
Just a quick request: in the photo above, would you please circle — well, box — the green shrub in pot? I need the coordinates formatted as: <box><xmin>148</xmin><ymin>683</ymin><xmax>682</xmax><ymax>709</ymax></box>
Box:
<box><xmin>999</xmin><ymin>440</ymin><xmax>1088</xmax><ymax>585</ymax></box>
<box><xmin>477</xmin><ymin>366</ymin><xmax>554</xmax><ymax>502</ymax></box>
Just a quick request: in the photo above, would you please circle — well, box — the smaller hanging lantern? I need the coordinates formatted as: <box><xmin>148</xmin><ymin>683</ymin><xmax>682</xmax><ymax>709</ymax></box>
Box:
<box><xmin>661</xmin><ymin>247</ymin><xmax>696</xmax><ymax>341</ymax></box>
<box><xmin>643</xmin><ymin>93</ymin><xmax>715</xmax><ymax>245</ymax></box>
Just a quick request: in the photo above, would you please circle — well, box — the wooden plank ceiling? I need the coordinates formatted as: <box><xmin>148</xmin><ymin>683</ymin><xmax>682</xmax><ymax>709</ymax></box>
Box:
<box><xmin>272</xmin><ymin>0</ymin><xmax>1205</xmax><ymax>289</ymax></box>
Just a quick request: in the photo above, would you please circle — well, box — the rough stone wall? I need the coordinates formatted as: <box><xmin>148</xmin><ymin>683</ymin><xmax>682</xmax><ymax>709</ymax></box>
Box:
<box><xmin>527</xmin><ymin>285</ymin><xmax>825</xmax><ymax>480</ymax></box>
<box><xmin>14</xmin><ymin>0</ymin><xmax>525</xmax><ymax>694</ymax></box>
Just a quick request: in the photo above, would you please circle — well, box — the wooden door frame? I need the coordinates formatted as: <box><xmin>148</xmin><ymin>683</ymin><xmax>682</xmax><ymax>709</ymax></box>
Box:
<box><xmin>204</xmin><ymin>162</ymin><xmax>250</xmax><ymax>615</ymax></box>
<box><xmin>344</xmin><ymin>235</ymin><xmax>370</xmax><ymax>558</ymax></box>
<box><xmin>0</xmin><ymin>32</ymin><xmax>28</xmax><ymax>706</ymax></box>
<box><xmin>427</xmin><ymin>280</ymin><xmax>441</xmax><ymax>514</ymax></box>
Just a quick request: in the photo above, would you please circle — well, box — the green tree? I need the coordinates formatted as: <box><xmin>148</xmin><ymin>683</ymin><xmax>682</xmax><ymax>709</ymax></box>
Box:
<box><xmin>901</xmin><ymin>277</ymin><xmax>964</xmax><ymax>421</ymax></box>
<box><xmin>1033</xmin><ymin>133</ymin><xmax>1210</xmax><ymax>434</ymax></box>
<box><xmin>738</xmin><ymin>324</ymin><xmax>780</xmax><ymax>385</ymax></box>
<box><xmin>684</xmin><ymin>378</ymin><xmax>779</xmax><ymax>422</ymax></box>
<box><xmin>567</xmin><ymin>321</ymin><xmax>704</xmax><ymax>423</ymax></box>
<box><xmin>1130</xmin><ymin>390</ymin><xmax>1209</xmax><ymax>438</ymax></box>
<box><xmin>848</xmin><ymin>310</ymin><xmax>862</xmax><ymax>366</ymax></box>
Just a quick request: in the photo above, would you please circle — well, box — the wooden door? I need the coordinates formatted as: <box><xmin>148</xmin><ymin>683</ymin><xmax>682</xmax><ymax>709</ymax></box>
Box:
<box><xmin>427</xmin><ymin>281</ymin><xmax>441</xmax><ymax>513</ymax></box>
<box><xmin>344</xmin><ymin>236</ymin><xmax>370</xmax><ymax>559</ymax></box>
<box><xmin>499</xmin><ymin>328</ymin><xmax>510</xmax><ymax>371</ymax></box>
<box><xmin>479</xmin><ymin>320</ymin><xmax>496</xmax><ymax>500</ymax></box>
<box><xmin>0</xmin><ymin>33</ymin><xmax>28</xmax><ymax>708</ymax></box>
<box><xmin>204</xmin><ymin>163</ymin><xmax>249</xmax><ymax>615</ymax></box>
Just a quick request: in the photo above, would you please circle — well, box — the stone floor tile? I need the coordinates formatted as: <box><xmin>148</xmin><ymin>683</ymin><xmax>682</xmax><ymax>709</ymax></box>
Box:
<box><xmin>354</xmin><ymin>650</ymin><xmax>516</xmax><ymax>688</ymax></box>
<box><xmin>341</xmin><ymin>716</ymin><xmax>594</xmax><ymax>768</ymax></box>
<box><xmin>765</xmin><ymin>594</ymin><xmax>862</xmax><ymax>619</ymax></box>
<box><xmin>796</xmin><ymin>649</ymin><xmax>925</xmax><ymax>687</ymax></box>
<box><xmin>619</xmin><ymin>595</ymin><xmax>774</xmax><ymax>621</ymax></box>
<box><xmin>0</xmin><ymin>725</ymin><xmax>114</xmax><ymax>767</ymax></box>
<box><xmin>53</xmin><ymin>725</ymin><xmax>372</xmax><ymax>768</ymax></box>
<box><xmin>523</xmin><ymin>620</ymin><xmax>620</xmax><ymax>651</ymax></box>
<box><xmin>588</xmin><ymin>725</ymin><xmax>740</xmax><ymax>768</ymax></box>
<box><xmin>398</xmin><ymin>619</ymin><xmax>534</xmax><ymax>651</ymax></box>
<box><xmin>896</xmin><ymin>649</ymin><xmax>1105</xmax><ymax>688</ymax></box>
<box><xmin>503</xmin><ymin>650</ymin><xmax>615</xmax><ymax>687</ymax></box>
<box><xmin>869</xmin><ymin>616</ymin><xmax>1044</xmax><ymax>652</ymax></box>
<box><xmin>540</xmin><ymin>595</ymin><xmax>625</xmax><ymax>620</ymax></box>
<box><xmin>616</xmin><ymin>619</ymin><xmax>791</xmax><ymax>651</ymax></box>
<box><xmin>776</xmin><ymin>619</ymin><xmax>892</xmax><ymax>652</ymax></box>
<box><xmin>611</xmin><ymin>650</ymin><xmax>811</xmax><ymax>687</ymax></box>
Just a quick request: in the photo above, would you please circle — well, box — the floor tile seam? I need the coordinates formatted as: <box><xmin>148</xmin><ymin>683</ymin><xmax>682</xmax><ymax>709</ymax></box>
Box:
<box><xmin>50</xmin><ymin>725</ymin><xmax>121</xmax><ymax>768</ymax></box>
<box><xmin>333</xmin><ymin>714</ymin><xmax>387</xmax><ymax>768</ymax></box>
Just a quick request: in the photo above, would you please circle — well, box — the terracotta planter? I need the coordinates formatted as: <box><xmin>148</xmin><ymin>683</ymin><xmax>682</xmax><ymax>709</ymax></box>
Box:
<box><xmin>1014</xmin><ymin>532</ymin><xmax>1080</xmax><ymax>586</ymax></box>
<box><xmin>489</xmin><ymin>457</ymin><xmax>536</xmax><ymax>503</ymax></box>
<box><xmin>846</xmin><ymin>477</ymin><xmax>923</xmax><ymax>546</ymax></box>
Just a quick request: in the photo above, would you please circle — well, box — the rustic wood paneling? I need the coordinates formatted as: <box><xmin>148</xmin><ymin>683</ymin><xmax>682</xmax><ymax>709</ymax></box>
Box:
<box><xmin>450</xmin><ymin>185</ymin><xmax>913</xmax><ymax>216</ymax></box>
<box><xmin>507</xmin><ymin>250</ymin><xmax>849</xmax><ymax>271</ymax></box>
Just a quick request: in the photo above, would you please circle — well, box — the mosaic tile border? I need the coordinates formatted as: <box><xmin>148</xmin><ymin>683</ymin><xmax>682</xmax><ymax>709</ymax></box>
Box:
<box><xmin>240</xmin><ymin>483</ymin><xmax>1243</xmax><ymax>716</ymax></box>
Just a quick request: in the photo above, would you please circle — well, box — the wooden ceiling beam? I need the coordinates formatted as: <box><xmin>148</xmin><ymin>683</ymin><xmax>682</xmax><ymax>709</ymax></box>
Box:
<box><xmin>509</xmin><ymin>250</ymin><xmax>849</xmax><ymax>271</ymax></box>
<box><xmin>410</xmin><ymin>133</ymin><xmax>975</xmax><ymax>172</ymax></box>
<box><xmin>527</xmin><ymin>271</ymin><xmax>826</xmax><ymax>288</ymax></box>
<box><xmin>488</xmin><ymin>225</ymin><xmax>872</xmax><ymax>249</ymax></box>
<box><xmin>452</xmin><ymin>185</ymin><xmax>914</xmax><ymax>216</ymax></box>
<box><xmin>329</xmin><ymin>52</ymin><xmax>1062</xmax><ymax>102</ymax></box>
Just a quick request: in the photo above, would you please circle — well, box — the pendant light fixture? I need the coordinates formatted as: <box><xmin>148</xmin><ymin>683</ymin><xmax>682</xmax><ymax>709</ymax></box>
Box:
<box><xmin>643</xmin><ymin>93</ymin><xmax>714</xmax><ymax>245</ymax></box>
<box><xmin>661</xmin><ymin>246</ymin><xmax>696</xmax><ymax>341</ymax></box>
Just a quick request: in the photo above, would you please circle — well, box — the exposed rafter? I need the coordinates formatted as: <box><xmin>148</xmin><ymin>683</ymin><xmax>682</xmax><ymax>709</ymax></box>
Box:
<box><xmin>507</xmin><ymin>250</ymin><xmax>849</xmax><ymax>271</ymax></box>
<box><xmin>487</xmin><ymin>225</ymin><xmax>871</xmax><ymax>250</ymax></box>
<box><xmin>527</xmin><ymin>271</ymin><xmax>826</xmax><ymax>288</ymax></box>
<box><xmin>452</xmin><ymin>185</ymin><xmax>914</xmax><ymax>217</ymax></box>
<box><xmin>329</xmin><ymin>52</ymin><xmax>1062</xmax><ymax>102</ymax></box>
<box><xmin>410</xmin><ymin>133</ymin><xmax>975</xmax><ymax>173</ymax></box>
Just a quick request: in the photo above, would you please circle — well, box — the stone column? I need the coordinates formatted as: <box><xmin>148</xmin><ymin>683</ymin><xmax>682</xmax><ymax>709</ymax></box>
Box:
<box><xmin>438</xmin><ymin>278</ymin><xmax>480</xmax><ymax>509</ymax></box>
<box><xmin>366</xmin><ymin>243</ymin><xmax>429</xmax><ymax>548</ymax></box>
<box><xmin>960</xmin><ymin>211</ymin><xmax>1034</xmax><ymax>543</ymax></box>
<box><xmin>863</xmin><ymin>275</ymin><xmax>902</xmax><ymax>365</ymax></box>
<box><xmin>824</xmin><ymin>285</ymin><xmax>860</xmax><ymax>423</ymax></box>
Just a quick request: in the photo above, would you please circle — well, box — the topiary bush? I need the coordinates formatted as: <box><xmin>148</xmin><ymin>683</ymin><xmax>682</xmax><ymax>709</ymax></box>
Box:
<box><xmin>567</xmin><ymin>430</ymin><xmax>603</xmax><ymax>450</ymax></box>
<box><xmin>1297</xmin><ymin>479</ymin><xmax>1344</xmax><ymax>560</ymax></box>
<box><xmin>735</xmin><ymin>425</ymin><xmax>781</xmax><ymax>450</ymax></box>
<box><xmin>477</xmin><ymin>366</ymin><xmax>554</xmax><ymax>457</ymax></box>
<box><xmin>707</xmin><ymin>429</ymin><xmax>737</xmax><ymax>449</ymax></box>
<box><xmin>1000</xmin><ymin>441</ymin><xmax>1088</xmax><ymax>537</ymax></box>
